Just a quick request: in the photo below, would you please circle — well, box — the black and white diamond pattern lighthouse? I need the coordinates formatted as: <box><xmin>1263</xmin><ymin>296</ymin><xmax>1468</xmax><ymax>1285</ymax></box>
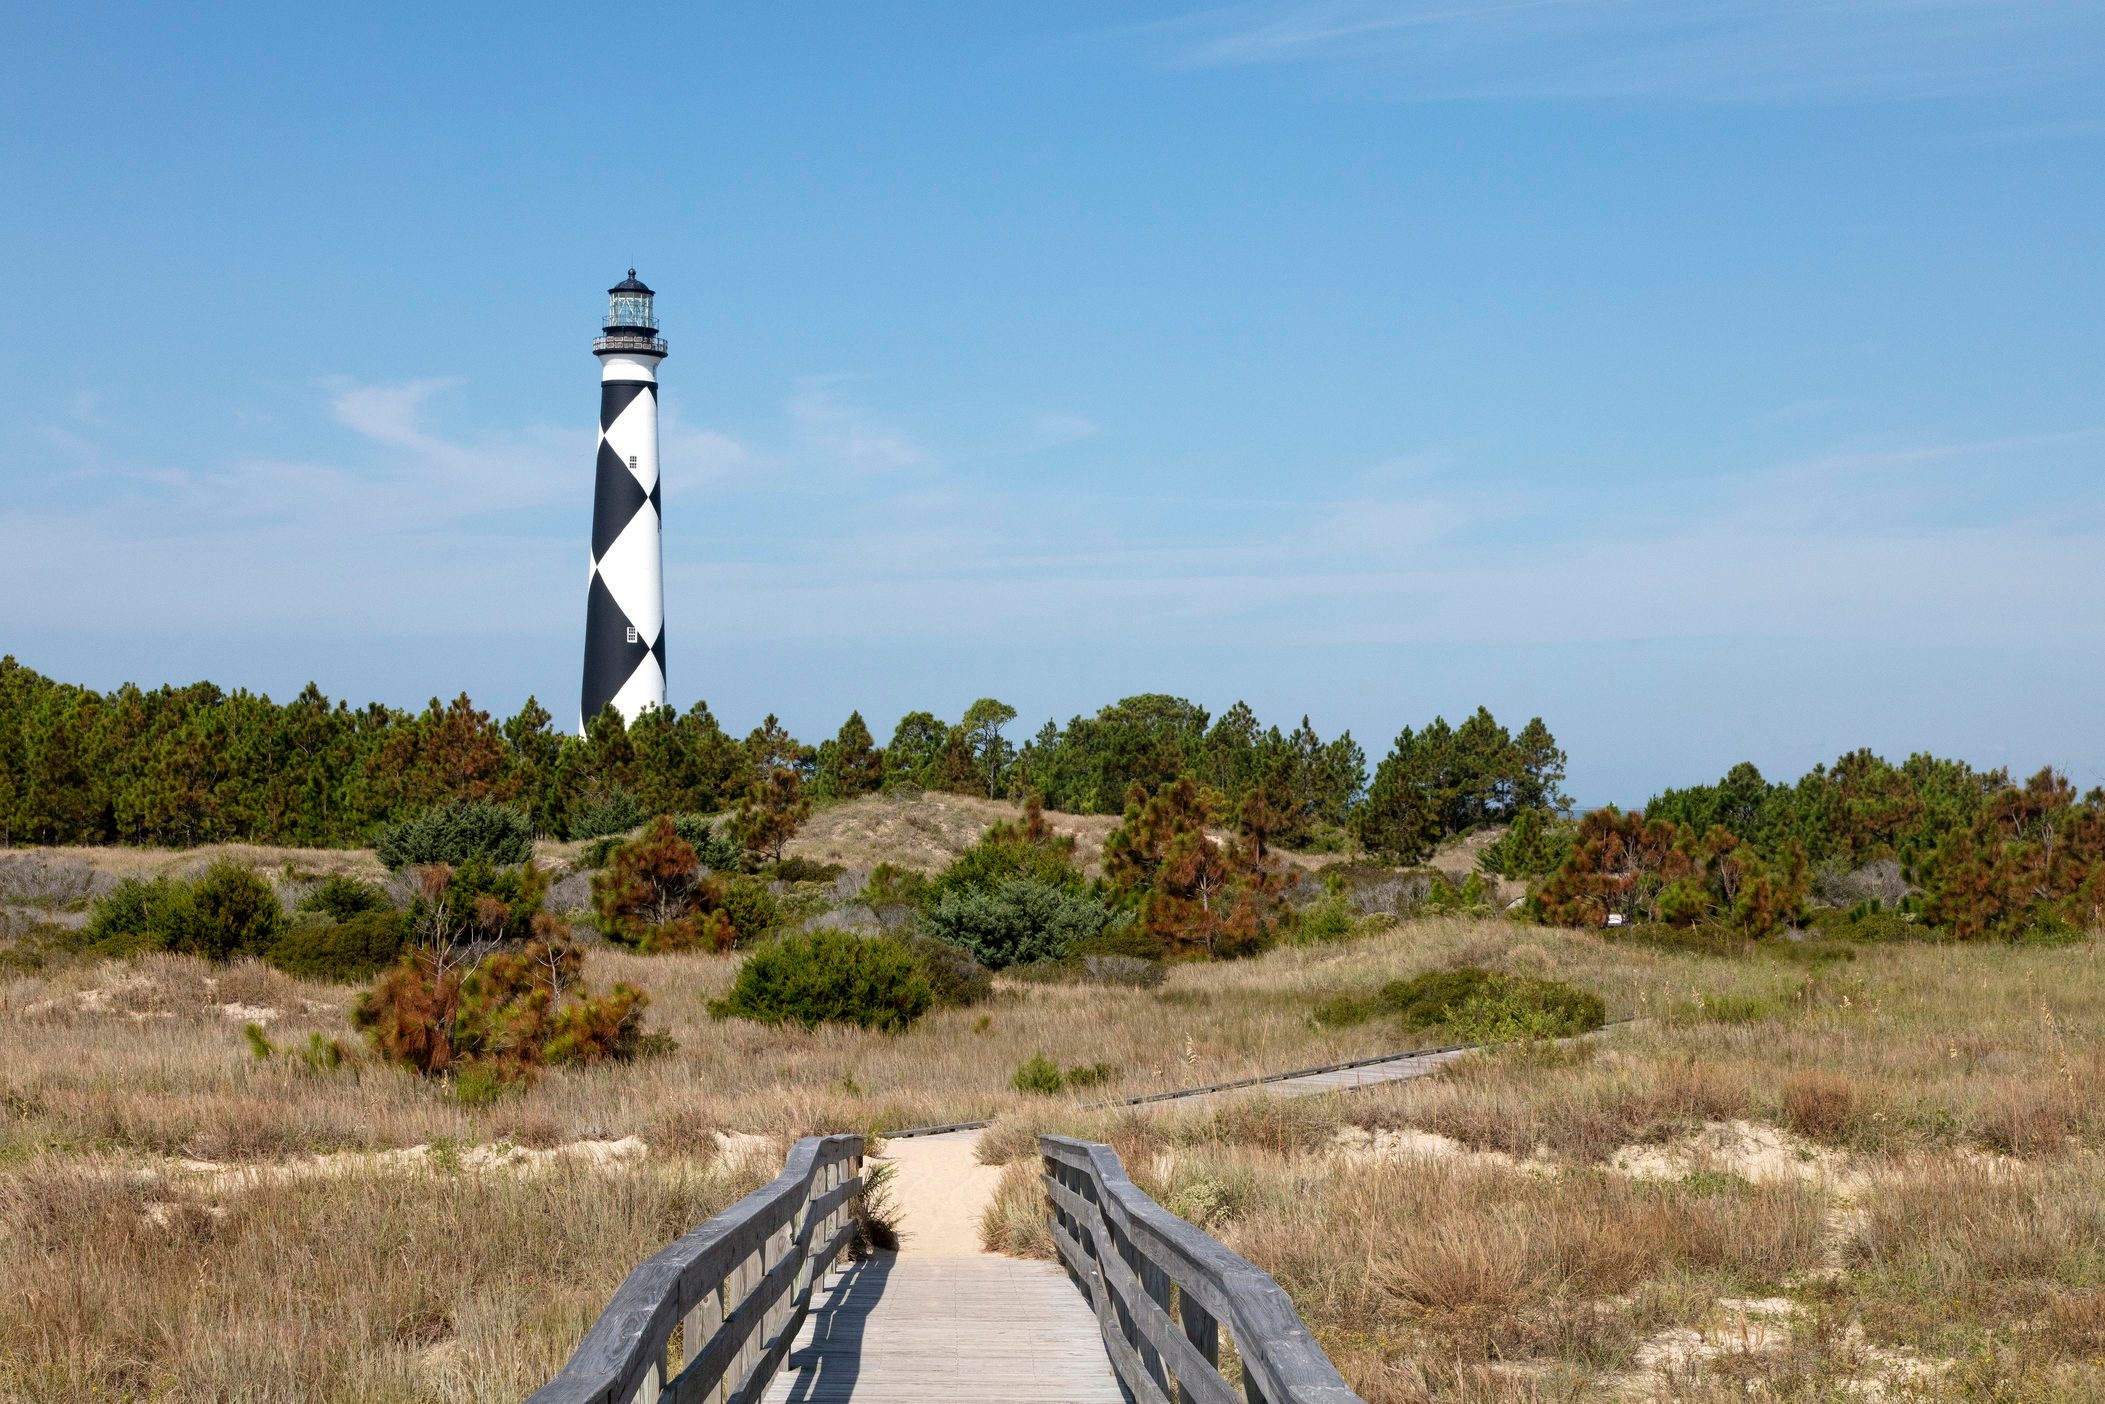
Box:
<box><xmin>580</xmin><ymin>271</ymin><xmax>669</xmax><ymax>731</ymax></box>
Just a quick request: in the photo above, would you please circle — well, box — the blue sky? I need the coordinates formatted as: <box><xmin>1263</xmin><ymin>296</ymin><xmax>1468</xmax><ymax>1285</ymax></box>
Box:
<box><xmin>3</xmin><ymin>2</ymin><xmax>2101</xmax><ymax>804</ymax></box>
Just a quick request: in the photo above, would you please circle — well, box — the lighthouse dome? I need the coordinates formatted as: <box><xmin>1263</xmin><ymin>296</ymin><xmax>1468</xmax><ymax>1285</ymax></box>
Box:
<box><xmin>604</xmin><ymin>270</ymin><xmax>657</xmax><ymax>333</ymax></box>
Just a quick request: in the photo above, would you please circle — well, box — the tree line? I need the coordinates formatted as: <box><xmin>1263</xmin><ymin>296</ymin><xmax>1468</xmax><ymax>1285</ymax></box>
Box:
<box><xmin>0</xmin><ymin>656</ymin><xmax>1565</xmax><ymax>857</ymax></box>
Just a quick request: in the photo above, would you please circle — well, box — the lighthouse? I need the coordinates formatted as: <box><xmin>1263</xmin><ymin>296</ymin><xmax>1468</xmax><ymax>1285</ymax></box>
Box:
<box><xmin>581</xmin><ymin>271</ymin><xmax>668</xmax><ymax>731</ymax></box>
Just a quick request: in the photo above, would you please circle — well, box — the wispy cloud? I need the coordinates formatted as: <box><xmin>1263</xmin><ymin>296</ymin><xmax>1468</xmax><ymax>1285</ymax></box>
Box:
<box><xmin>1153</xmin><ymin>1</ymin><xmax>2105</xmax><ymax>102</ymax></box>
<box><xmin>785</xmin><ymin>376</ymin><xmax>929</xmax><ymax>474</ymax></box>
<box><xmin>8</xmin><ymin>371</ymin><xmax>2099</xmax><ymax>676</ymax></box>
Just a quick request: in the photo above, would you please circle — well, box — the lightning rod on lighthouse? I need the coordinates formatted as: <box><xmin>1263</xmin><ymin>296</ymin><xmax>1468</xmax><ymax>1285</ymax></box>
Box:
<box><xmin>581</xmin><ymin>270</ymin><xmax>668</xmax><ymax>731</ymax></box>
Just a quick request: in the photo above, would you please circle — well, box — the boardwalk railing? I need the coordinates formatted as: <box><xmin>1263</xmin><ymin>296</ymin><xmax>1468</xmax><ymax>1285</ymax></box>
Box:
<box><xmin>1041</xmin><ymin>1136</ymin><xmax>1363</xmax><ymax>1404</ymax></box>
<box><xmin>526</xmin><ymin>1134</ymin><xmax>864</xmax><ymax>1404</ymax></box>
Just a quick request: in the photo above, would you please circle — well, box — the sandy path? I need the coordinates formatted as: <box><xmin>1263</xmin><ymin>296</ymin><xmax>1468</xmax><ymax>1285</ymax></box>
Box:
<box><xmin>875</xmin><ymin>1129</ymin><xmax>1002</xmax><ymax>1257</ymax></box>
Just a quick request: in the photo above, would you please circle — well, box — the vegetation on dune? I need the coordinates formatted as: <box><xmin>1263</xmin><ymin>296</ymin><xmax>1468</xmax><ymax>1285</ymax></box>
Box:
<box><xmin>591</xmin><ymin>816</ymin><xmax>774</xmax><ymax>953</ymax></box>
<box><xmin>374</xmin><ymin>797</ymin><xmax>534</xmax><ymax>870</ymax></box>
<box><xmin>710</xmin><ymin>928</ymin><xmax>936</xmax><ymax>1032</ymax></box>
<box><xmin>84</xmin><ymin>859</ymin><xmax>287</xmax><ymax>961</ymax></box>
<box><xmin>1103</xmin><ymin>777</ymin><xmax>1291</xmax><ymax>959</ymax></box>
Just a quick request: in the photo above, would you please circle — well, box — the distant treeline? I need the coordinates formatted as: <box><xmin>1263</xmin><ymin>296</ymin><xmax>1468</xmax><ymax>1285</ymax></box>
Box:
<box><xmin>0</xmin><ymin>656</ymin><xmax>1561</xmax><ymax>856</ymax></box>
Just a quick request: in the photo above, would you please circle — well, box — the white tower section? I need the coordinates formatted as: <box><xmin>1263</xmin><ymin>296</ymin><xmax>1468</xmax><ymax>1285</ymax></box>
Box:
<box><xmin>580</xmin><ymin>271</ymin><xmax>668</xmax><ymax>730</ymax></box>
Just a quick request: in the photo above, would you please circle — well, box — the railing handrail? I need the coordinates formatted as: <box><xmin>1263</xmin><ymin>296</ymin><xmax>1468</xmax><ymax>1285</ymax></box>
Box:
<box><xmin>526</xmin><ymin>1133</ymin><xmax>864</xmax><ymax>1404</ymax></box>
<box><xmin>1041</xmin><ymin>1135</ymin><xmax>1363</xmax><ymax>1404</ymax></box>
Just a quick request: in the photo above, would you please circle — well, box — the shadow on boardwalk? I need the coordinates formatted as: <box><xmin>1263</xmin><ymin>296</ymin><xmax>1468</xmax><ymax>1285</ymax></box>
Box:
<box><xmin>770</xmin><ymin>1254</ymin><xmax>889</xmax><ymax>1403</ymax></box>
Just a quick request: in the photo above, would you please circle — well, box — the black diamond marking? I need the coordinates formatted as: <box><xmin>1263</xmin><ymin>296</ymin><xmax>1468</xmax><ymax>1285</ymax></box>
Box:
<box><xmin>649</xmin><ymin>479</ymin><xmax>660</xmax><ymax>519</ymax></box>
<box><xmin>652</xmin><ymin>629</ymin><xmax>666</xmax><ymax>688</ymax></box>
<box><xmin>581</xmin><ymin>572</ymin><xmax>651</xmax><ymax>726</ymax></box>
<box><xmin>592</xmin><ymin>439</ymin><xmax>649</xmax><ymax>561</ymax></box>
<box><xmin>599</xmin><ymin>380</ymin><xmax>648</xmax><ymax>432</ymax></box>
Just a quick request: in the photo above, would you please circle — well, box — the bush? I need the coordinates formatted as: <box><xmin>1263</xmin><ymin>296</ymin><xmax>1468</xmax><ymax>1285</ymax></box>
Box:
<box><xmin>84</xmin><ymin>875</ymin><xmax>192</xmax><ymax>955</ymax></box>
<box><xmin>1289</xmin><ymin>890</ymin><xmax>1362</xmax><ymax>946</ymax></box>
<box><xmin>921</xmin><ymin>878</ymin><xmax>1112</xmax><ymax>969</ymax></box>
<box><xmin>861</xmin><ymin>863</ymin><xmax>928</xmax><ymax>909</ymax></box>
<box><xmin>267</xmin><ymin>910</ymin><xmax>411</xmax><ymax>981</ymax></box>
<box><xmin>923</xmin><ymin>797</ymin><xmax>1088</xmax><ymax>907</ymax></box>
<box><xmin>709</xmin><ymin>929</ymin><xmax>933</xmax><ymax>1032</ymax></box>
<box><xmin>1064</xmin><ymin>1061</ymin><xmax>1115</xmax><ymax>1089</ymax></box>
<box><xmin>1381</xmin><ymin>966</ymin><xmax>1605</xmax><ymax>1040</ymax></box>
<box><xmin>352</xmin><ymin>939</ymin><xmax>650</xmax><ymax>1079</ymax></box>
<box><xmin>673</xmin><ymin>814</ymin><xmax>743</xmax><ymax>871</ymax></box>
<box><xmin>1012</xmin><ymin>1054</ymin><xmax>1065</xmax><ymax>1094</ymax></box>
<box><xmin>765</xmin><ymin>856</ymin><xmax>846</xmax><ymax>884</ymax></box>
<box><xmin>592</xmin><ymin>817</ymin><xmax>743</xmax><ymax>953</ymax></box>
<box><xmin>898</xmin><ymin>933</ymin><xmax>993</xmax><ymax>1008</ymax></box>
<box><xmin>179</xmin><ymin>861</ymin><xmax>287</xmax><ymax>961</ymax></box>
<box><xmin>297</xmin><ymin>874</ymin><xmax>391</xmax><ymax>922</ymax></box>
<box><xmin>415</xmin><ymin>859</ymin><xmax>555</xmax><ymax>946</ymax></box>
<box><xmin>376</xmin><ymin>800</ymin><xmax>534</xmax><ymax>871</ymax></box>
<box><xmin>569</xmin><ymin>788</ymin><xmax>646</xmax><ymax>841</ymax></box>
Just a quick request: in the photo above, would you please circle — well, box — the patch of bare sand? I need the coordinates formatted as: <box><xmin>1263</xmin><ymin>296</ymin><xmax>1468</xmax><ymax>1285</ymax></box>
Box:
<box><xmin>1608</xmin><ymin>1297</ymin><xmax>1952</xmax><ymax>1400</ymax></box>
<box><xmin>1332</xmin><ymin>1124</ymin><xmax>1534</xmax><ymax>1172</ymax></box>
<box><xmin>1611</xmin><ymin>1119</ymin><xmax>1860</xmax><ymax>1189</ymax></box>
<box><xmin>169</xmin><ymin>1136</ymin><xmax>650</xmax><ymax>1194</ymax></box>
<box><xmin>878</xmin><ymin>1130</ymin><xmax>1006</xmax><ymax>1257</ymax></box>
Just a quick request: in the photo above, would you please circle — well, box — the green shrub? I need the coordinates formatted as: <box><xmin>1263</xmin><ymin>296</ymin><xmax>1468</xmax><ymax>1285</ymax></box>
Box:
<box><xmin>1064</xmin><ymin>1061</ymin><xmax>1115</xmax><ymax>1089</ymax></box>
<box><xmin>1380</xmin><ymin>966</ymin><xmax>1605</xmax><ymax>1040</ymax></box>
<box><xmin>415</xmin><ymin>859</ymin><xmax>553</xmax><ymax>945</ymax></box>
<box><xmin>765</xmin><ymin>856</ymin><xmax>845</xmax><ymax>884</ymax></box>
<box><xmin>861</xmin><ymin>863</ymin><xmax>928</xmax><ymax>909</ymax></box>
<box><xmin>709</xmin><ymin>929</ymin><xmax>934</xmax><ymax>1032</ymax></box>
<box><xmin>921</xmin><ymin>878</ymin><xmax>1112</xmax><ymax>969</ymax></box>
<box><xmin>899</xmin><ymin>933</ymin><xmax>993</xmax><ymax>1007</ymax></box>
<box><xmin>376</xmin><ymin>800</ymin><xmax>533</xmax><ymax>871</ymax></box>
<box><xmin>673</xmin><ymin>814</ymin><xmax>743</xmax><ymax>871</ymax></box>
<box><xmin>720</xmin><ymin>875</ymin><xmax>782</xmax><ymax>944</ymax></box>
<box><xmin>1668</xmin><ymin>991</ymin><xmax>1774</xmax><ymax>1026</ymax></box>
<box><xmin>1290</xmin><ymin>890</ymin><xmax>1361</xmax><ymax>946</ymax></box>
<box><xmin>1311</xmin><ymin>992</ymin><xmax>1380</xmax><ymax>1027</ymax></box>
<box><xmin>297</xmin><ymin>874</ymin><xmax>391</xmax><ymax>922</ymax></box>
<box><xmin>266</xmin><ymin>910</ymin><xmax>411</xmax><ymax>981</ymax></box>
<box><xmin>569</xmin><ymin>789</ymin><xmax>646</xmax><ymax>841</ymax></box>
<box><xmin>84</xmin><ymin>875</ymin><xmax>193</xmax><ymax>955</ymax></box>
<box><xmin>1012</xmin><ymin>1054</ymin><xmax>1065</xmax><ymax>1094</ymax></box>
<box><xmin>86</xmin><ymin>863</ymin><xmax>288</xmax><ymax>963</ymax></box>
<box><xmin>923</xmin><ymin>805</ymin><xmax>1088</xmax><ymax>909</ymax></box>
<box><xmin>1477</xmin><ymin>808</ymin><xmax>1574</xmax><ymax>879</ymax></box>
<box><xmin>242</xmin><ymin>1022</ymin><xmax>275</xmax><ymax>1059</ymax></box>
<box><xmin>182</xmin><ymin>861</ymin><xmax>287</xmax><ymax>961</ymax></box>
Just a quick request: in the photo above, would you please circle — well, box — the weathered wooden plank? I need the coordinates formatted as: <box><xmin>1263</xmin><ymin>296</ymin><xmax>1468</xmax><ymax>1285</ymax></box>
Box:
<box><xmin>759</xmin><ymin>1254</ymin><xmax>1126</xmax><ymax>1403</ymax></box>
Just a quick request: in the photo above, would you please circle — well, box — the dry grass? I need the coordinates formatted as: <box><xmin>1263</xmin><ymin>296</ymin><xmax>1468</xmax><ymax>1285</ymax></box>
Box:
<box><xmin>6</xmin><ymin>901</ymin><xmax>2103</xmax><ymax>1401</ymax></box>
<box><xmin>970</xmin><ymin>929</ymin><xmax>2105</xmax><ymax>1403</ymax></box>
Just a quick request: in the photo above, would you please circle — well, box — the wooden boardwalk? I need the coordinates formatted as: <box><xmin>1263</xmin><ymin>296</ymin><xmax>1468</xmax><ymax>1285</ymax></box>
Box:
<box><xmin>761</xmin><ymin>1253</ymin><xmax>1127</xmax><ymax>1403</ymax></box>
<box><xmin>762</xmin><ymin>1130</ymin><xmax>1125</xmax><ymax>1402</ymax></box>
<box><xmin>758</xmin><ymin>1050</ymin><xmax>1466</xmax><ymax>1401</ymax></box>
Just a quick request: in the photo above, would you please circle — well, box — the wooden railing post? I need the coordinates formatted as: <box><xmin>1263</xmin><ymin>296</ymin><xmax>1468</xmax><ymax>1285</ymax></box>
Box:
<box><xmin>1177</xmin><ymin>1290</ymin><xmax>1218</xmax><ymax>1404</ymax></box>
<box><xmin>681</xmin><ymin>1283</ymin><xmax>726</xmax><ymax>1404</ymax></box>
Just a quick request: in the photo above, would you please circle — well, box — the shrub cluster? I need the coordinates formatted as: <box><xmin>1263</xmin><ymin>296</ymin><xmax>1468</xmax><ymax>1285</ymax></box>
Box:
<box><xmin>710</xmin><ymin>929</ymin><xmax>935</xmax><ymax>1032</ymax></box>
<box><xmin>568</xmin><ymin>788</ymin><xmax>646</xmax><ymax>842</ymax></box>
<box><xmin>353</xmin><ymin>938</ymin><xmax>650</xmax><ymax>1085</ymax></box>
<box><xmin>592</xmin><ymin>816</ymin><xmax>778</xmax><ymax>952</ymax></box>
<box><xmin>1314</xmin><ymin>966</ymin><xmax>1605</xmax><ymax>1043</ymax></box>
<box><xmin>85</xmin><ymin>861</ymin><xmax>287</xmax><ymax>961</ymax></box>
<box><xmin>297</xmin><ymin>874</ymin><xmax>391</xmax><ymax>921</ymax></box>
<box><xmin>375</xmin><ymin>800</ymin><xmax>533</xmax><ymax>871</ymax></box>
<box><xmin>268</xmin><ymin>910</ymin><xmax>410</xmax><ymax>981</ymax></box>
<box><xmin>1011</xmin><ymin>1055</ymin><xmax>1116</xmax><ymax>1095</ymax></box>
<box><xmin>922</xmin><ymin>877</ymin><xmax>1110</xmax><ymax>969</ymax></box>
